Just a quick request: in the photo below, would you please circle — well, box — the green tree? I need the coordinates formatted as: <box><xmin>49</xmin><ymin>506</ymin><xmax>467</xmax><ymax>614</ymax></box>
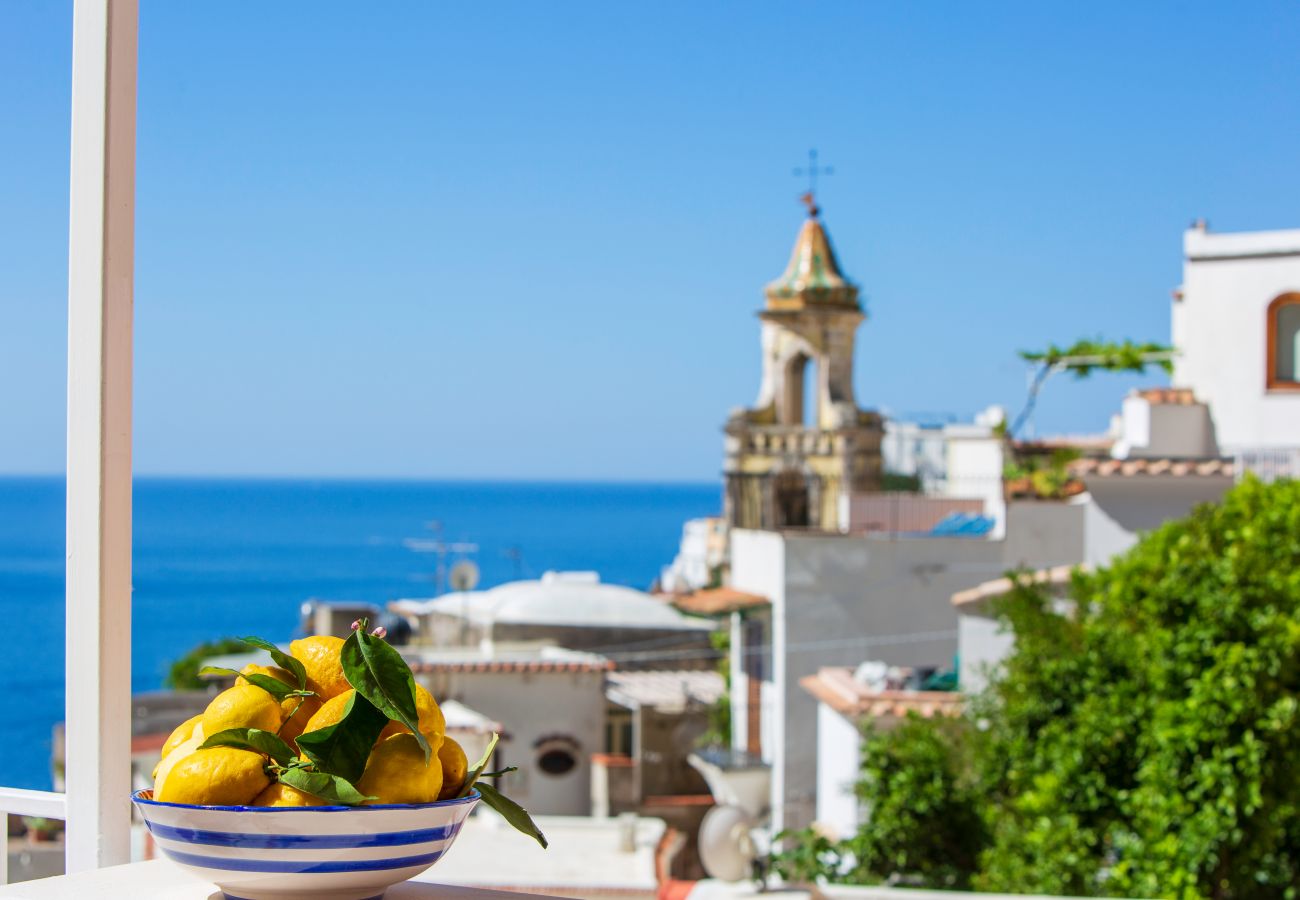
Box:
<box><xmin>773</xmin><ymin>716</ymin><xmax>984</xmax><ymax>889</ymax></box>
<box><xmin>977</xmin><ymin>476</ymin><xmax>1300</xmax><ymax>898</ymax></box>
<box><xmin>165</xmin><ymin>637</ymin><xmax>250</xmax><ymax>689</ymax></box>
<box><xmin>1009</xmin><ymin>338</ymin><xmax>1173</xmax><ymax>438</ymax></box>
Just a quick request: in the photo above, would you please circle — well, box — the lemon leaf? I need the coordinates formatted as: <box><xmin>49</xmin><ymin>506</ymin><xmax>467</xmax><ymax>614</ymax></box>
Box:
<box><xmin>457</xmin><ymin>732</ymin><xmax>500</xmax><ymax>798</ymax></box>
<box><xmin>199</xmin><ymin>666</ymin><xmax>301</xmax><ymax>701</ymax></box>
<box><xmin>240</xmin><ymin>635</ymin><xmax>309</xmax><ymax>692</ymax></box>
<box><xmin>295</xmin><ymin>690</ymin><xmax>388</xmax><ymax>783</ymax></box>
<box><xmin>278</xmin><ymin>767</ymin><xmax>374</xmax><ymax>806</ymax></box>
<box><xmin>475</xmin><ymin>781</ymin><xmax>548</xmax><ymax>848</ymax></box>
<box><xmin>341</xmin><ymin>629</ymin><xmax>430</xmax><ymax>762</ymax></box>
<box><xmin>199</xmin><ymin>728</ymin><xmax>297</xmax><ymax>767</ymax></box>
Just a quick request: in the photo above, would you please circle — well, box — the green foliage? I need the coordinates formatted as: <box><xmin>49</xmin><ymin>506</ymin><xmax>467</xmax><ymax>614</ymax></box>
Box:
<box><xmin>164</xmin><ymin>637</ymin><xmax>249</xmax><ymax>689</ymax></box>
<box><xmin>773</xmin><ymin>716</ymin><xmax>985</xmax><ymax>889</ymax></box>
<box><xmin>341</xmin><ymin>625</ymin><xmax>430</xmax><ymax>760</ymax></box>
<box><xmin>881</xmin><ymin>471</ymin><xmax>923</xmax><ymax>493</ymax></box>
<box><xmin>1019</xmin><ymin>338</ymin><xmax>1174</xmax><ymax>377</ymax></box>
<box><xmin>1003</xmin><ymin>447</ymin><xmax>1083</xmax><ymax>500</ymax></box>
<box><xmin>977</xmin><ymin>476</ymin><xmax>1300</xmax><ymax>898</ymax></box>
<box><xmin>699</xmin><ymin>627</ymin><xmax>732</xmax><ymax>747</ymax></box>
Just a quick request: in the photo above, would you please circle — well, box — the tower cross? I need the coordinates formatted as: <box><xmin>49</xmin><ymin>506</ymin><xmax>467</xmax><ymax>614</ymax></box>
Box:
<box><xmin>793</xmin><ymin>148</ymin><xmax>834</xmax><ymax>196</ymax></box>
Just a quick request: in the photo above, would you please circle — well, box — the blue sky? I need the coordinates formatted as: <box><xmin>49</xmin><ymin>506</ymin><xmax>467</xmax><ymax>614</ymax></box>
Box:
<box><xmin>3</xmin><ymin>2</ymin><xmax>1299</xmax><ymax>480</ymax></box>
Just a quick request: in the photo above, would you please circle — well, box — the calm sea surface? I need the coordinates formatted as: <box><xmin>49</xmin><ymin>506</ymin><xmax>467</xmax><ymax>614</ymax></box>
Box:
<box><xmin>0</xmin><ymin>476</ymin><xmax>718</xmax><ymax>791</ymax></box>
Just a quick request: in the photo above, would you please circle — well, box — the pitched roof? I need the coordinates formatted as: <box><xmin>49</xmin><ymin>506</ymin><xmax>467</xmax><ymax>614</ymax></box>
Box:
<box><xmin>799</xmin><ymin>667</ymin><xmax>962</xmax><ymax>720</ymax></box>
<box><xmin>671</xmin><ymin>587</ymin><xmax>770</xmax><ymax>616</ymax></box>
<box><xmin>1068</xmin><ymin>457</ymin><xmax>1235</xmax><ymax>478</ymax></box>
<box><xmin>605</xmin><ymin>669</ymin><xmax>726</xmax><ymax>712</ymax></box>
<box><xmin>951</xmin><ymin>564</ymin><xmax>1086</xmax><ymax>610</ymax></box>
<box><xmin>764</xmin><ymin>214</ymin><xmax>859</xmax><ymax>309</ymax></box>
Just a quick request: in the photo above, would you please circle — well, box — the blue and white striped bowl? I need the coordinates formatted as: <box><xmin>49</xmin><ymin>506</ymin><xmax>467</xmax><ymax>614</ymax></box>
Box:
<box><xmin>133</xmin><ymin>788</ymin><xmax>479</xmax><ymax>900</ymax></box>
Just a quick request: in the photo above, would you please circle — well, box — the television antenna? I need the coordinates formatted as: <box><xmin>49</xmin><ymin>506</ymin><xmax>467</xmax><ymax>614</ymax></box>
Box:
<box><xmin>403</xmin><ymin>520</ymin><xmax>478</xmax><ymax>596</ymax></box>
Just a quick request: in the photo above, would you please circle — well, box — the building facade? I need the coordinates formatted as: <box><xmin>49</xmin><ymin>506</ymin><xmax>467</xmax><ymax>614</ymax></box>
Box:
<box><xmin>1173</xmin><ymin>222</ymin><xmax>1300</xmax><ymax>453</ymax></box>
<box><xmin>724</xmin><ymin>200</ymin><xmax>884</xmax><ymax>532</ymax></box>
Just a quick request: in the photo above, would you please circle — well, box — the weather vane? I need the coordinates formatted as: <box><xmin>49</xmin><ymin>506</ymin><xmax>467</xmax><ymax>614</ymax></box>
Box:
<box><xmin>793</xmin><ymin>148</ymin><xmax>833</xmax><ymax>216</ymax></box>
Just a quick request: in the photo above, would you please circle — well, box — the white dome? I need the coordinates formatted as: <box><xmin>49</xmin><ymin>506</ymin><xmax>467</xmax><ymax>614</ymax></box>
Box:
<box><xmin>410</xmin><ymin>571</ymin><xmax>713</xmax><ymax>631</ymax></box>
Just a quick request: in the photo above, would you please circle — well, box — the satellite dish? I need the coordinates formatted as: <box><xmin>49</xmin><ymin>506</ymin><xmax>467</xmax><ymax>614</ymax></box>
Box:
<box><xmin>449</xmin><ymin>560</ymin><xmax>480</xmax><ymax>592</ymax></box>
<box><xmin>698</xmin><ymin>804</ymin><xmax>756</xmax><ymax>882</ymax></box>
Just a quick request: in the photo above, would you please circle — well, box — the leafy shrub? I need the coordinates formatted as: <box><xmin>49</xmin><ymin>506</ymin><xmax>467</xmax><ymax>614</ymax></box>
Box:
<box><xmin>773</xmin><ymin>716</ymin><xmax>984</xmax><ymax>889</ymax></box>
<box><xmin>978</xmin><ymin>476</ymin><xmax>1300</xmax><ymax>898</ymax></box>
<box><xmin>165</xmin><ymin>637</ymin><xmax>250</xmax><ymax>689</ymax></box>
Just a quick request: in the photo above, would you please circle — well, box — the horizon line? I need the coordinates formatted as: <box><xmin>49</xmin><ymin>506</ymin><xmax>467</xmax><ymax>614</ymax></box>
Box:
<box><xmin>0</xmin><ymin>471</ymin><xmax>721</xmax><ymax>487</ymax></box>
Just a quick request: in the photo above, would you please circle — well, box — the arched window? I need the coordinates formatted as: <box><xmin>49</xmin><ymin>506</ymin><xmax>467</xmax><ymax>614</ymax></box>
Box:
<box><xmin>1267</xmin><ymin>293</ymin><xmax>1300</xmax><ymax>390</ymax></box>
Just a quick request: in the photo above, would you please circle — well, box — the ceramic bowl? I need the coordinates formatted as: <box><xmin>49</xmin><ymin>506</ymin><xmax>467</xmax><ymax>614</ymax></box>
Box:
<box><xmin>132</xmin><ymin>788</ymin><xmax>479</xmax><ymax>900</ymax></box>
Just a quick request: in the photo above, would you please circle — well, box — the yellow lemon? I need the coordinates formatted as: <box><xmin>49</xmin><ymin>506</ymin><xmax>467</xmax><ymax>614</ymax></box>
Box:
<box><xmin>157</xmin><ymin>747</ymin><xmax>270</xmax><ymax>806</ymax></box>
<box><xmin>379</xmin><ymin>684</ymin><xmax>446</xmax><ymax>752</ymax></box>
<box><xmin>153</xmin><ymin>734</ymin><xmax>203</xmax><ymax>796</ymax></box>
<box><xmin>240</xmin><ymin>662</ymin><xmax>298</xmax><ymax>688</ymax></box>
<box><xmin>201</xmin><ymin>683</ymin><xmax>283</xmax><ymax>738</ymax></box>
<box><xmin>356</xmin><ymin>733</ymin><xmax>443</xmax><ymax>805</ymax></box>
<box><xmin>301</xmin><ymin>689</ymin><xmax>354</xmax><ymax>736</ymax></box>
<box><xmin>251</xmin><ymin>781</ymin><xmax>325</xmax><ymax>807</ymax></box>
<box><xmin>289</xmin><ymin>635</ymin><xmax>350</xmax><ymax>699</ymax></box>
<box><xmin>154</xmin><ymin>714</ymin><xmax>203</xmax><ymax>777</ymax></box>
<box><xmin>437</xmin><ymin>736</ymin><xmax>469</xmax><ymax>800</ymax></box>
<box><xmin>279</xmin><ymin>694</ymin><xmax>323</xmax><ymax>748</ymax></box>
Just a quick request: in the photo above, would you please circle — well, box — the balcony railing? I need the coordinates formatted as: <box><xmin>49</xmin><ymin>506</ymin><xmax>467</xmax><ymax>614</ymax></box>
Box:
<box><xmin>1235</xmin><ymin>447</ymin><xmax>1300</xmax><ymax>483</ymax></box>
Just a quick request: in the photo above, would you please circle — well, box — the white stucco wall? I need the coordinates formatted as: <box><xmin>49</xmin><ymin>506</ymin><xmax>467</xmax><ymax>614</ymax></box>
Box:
<box><xmin>733</xmin><ymin>502</ymin><xmax>1087</xmax><ymax>834</ymax></box>
<box><xmin>816</xmin><ymin>702</ymin><xmax>863</xmax><ymax>838</ymax></box>
<box><xmin>1175</xmin><ymin>226</ymin><xmax>1300</xmax><ymax>450</ymax></box>
<box><xmin>417</xmin><ymin>668</ymin><xmax>606</xmax><ymax>816</ymax></box>
<box><xmin>957</xmin><ymin>612</ymin><xmax>1015</xmax><ymax>695</ymax></box>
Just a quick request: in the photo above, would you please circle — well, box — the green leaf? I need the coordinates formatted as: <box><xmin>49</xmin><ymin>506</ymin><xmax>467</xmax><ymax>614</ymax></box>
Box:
<box><xmin>341</xmin><ymin>629</ymin><xmax>430</xmax><ymax>761</ymax></box>
<box><xmin>478</xmin><ymin>767</ymin><xmax>519</xmax><ymax>778</ymax></box>
<box><xmin>475</xmin><ymin>781</ymin><xmax>548</xmax><ymax>848</ymax></box>
<box><xmin>199</xmin><ymin>728</ymin><xmax>298</xmax><ymax>767</ymax></box>
<box><xmin>277</xmin><ymin>767</ymin><xmax>374</xmax><ymax>806</ymax></box>
<box><xmin>199</xmin><ymin>666</ymin><xmax>301</xmax><ymax>702</ymax></box>
<box><xmin>295</xmin><ymin>691</ymin><xmax>389</xmax><ymax>782</ymax></box>
<box><xmin>240</xmin><ymin>635</ymin><xmax>309</xmax><ymax>691</ymax></box>
<box><xmin>457</xmin><ymin>732</ymin><xmax>500</xmax><ymax>798</ymax></box>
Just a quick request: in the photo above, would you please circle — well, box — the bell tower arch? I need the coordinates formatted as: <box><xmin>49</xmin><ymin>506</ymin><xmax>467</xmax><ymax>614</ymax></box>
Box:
<box><xmin>724</xmin><ymin>198</ymin><xmax>883</xmax><ymax>531</ymax></box>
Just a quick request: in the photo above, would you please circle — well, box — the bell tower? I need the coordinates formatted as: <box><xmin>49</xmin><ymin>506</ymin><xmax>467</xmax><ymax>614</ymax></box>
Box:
<box><xmin>724</xmin><ymin>197</ymin><xmax>883</xmax><ymax>531</ymax></box>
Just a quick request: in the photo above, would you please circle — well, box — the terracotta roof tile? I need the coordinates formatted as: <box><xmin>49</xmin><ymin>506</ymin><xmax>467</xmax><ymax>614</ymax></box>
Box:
<box><xmin>800</xmin><ymin>667</ymin><xmax>962</xmax><ymax>720</ymax></box>
<box><xmin>1069</xmin><ymin>457</ymin><xmax>1235</xmax><ymax>478</ymax></box>
<box><xmin>671</xmin><ymin>587</ymin><xmax>769</xmax><ymax>616</ymax></box>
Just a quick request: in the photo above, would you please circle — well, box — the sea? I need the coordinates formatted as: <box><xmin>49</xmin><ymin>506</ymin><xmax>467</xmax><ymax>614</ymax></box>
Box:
<box><xmin>0</xmin><ymin>476</ymin><xmax>719</xmax><ymax>791</ymax></box>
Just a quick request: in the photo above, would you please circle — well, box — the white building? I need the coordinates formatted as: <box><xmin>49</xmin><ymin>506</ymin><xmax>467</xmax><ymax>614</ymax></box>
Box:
<box><xmin>1172</xmin><ymin>222</ymin><xmax>1300</xmax><ymax>454</ymax></box>
<box><xmin>390</xmin><ymin>571</ymin><xmax>716</xmax><ymax>666</ymax></box>
<box><xmin>800</xmin><ymin>666</ymin><xmax>962</xmax><ymax>839</ymax></box>
<box><xmin>726</xmin><ymin>499</ymin><xmax>1088</xmax><ymax>834</ymax></box>
<box><xmin>407</xmin><ymin>645</ymin><xmax>612</xmax><ymax>817</ymax></box>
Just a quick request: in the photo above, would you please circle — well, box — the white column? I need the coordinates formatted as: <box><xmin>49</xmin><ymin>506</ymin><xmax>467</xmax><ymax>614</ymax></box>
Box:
<box><xmin>64</xmin><ymin>0</ymin><xmax>137</xmax><ymax>873</ymax></box>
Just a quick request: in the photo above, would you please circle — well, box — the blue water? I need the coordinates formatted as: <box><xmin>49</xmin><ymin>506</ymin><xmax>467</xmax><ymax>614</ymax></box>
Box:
<box><xmin>0</xmin><ymin>476</ymin><xmax>718</xmax><ymax>791</ymax></box>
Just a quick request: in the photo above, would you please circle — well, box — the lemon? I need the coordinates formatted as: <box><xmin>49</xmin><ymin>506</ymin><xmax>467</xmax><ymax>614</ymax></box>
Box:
<box><xmin>379</xmin><ymin>684</ymin><xmax>447</xmax><ymax>752</ymax></box>
<box><xmin>356</xmin><ymin>733</ymin><xmax>443</xmax><ymax>805</ymax></box>
<box><xmin>279</xmin><ymin>694</ymin><xmax>323</xmax><ymax>748</ymax></box>
<box><xmin>300</xmin><ymin>688</ymin><xmax>354</xmax><ymax>736</ymax></box>
<box><xmin>289</xmin><ymin>635</ymin><xmax>350</xmax><ymax>699</ymax></box>
<box><xmin>251</xmin><ymin>781</ymin><xmax>325</xmax><ymax>807</ymax></box>
<box><xmin>201</xmin><ymin>683</ymin><xmax>283</xmax><ymax>737</ymax></box>
<box><xmin>153</xmin><ymin>734</ymin><xmax>204</xmax><ymax>796</ymax></box>
<box><xmin>157</xmin><ymin>747</ymin><xmax>270</xmax><ymax>806</ymax></box>
<box><xmin>240</xmin><ymin>662</ymin><xmax>297</xmax><ymax>688</ymax></box>
<box><xmin>157</xmin><ymin>717</ymin><xmax>202</xmax><ymax>764</ymax></box>
<box><xmin>437</xmin><ymin>736</ymin><xmax>469</xmax><ymax>800</ymax></box>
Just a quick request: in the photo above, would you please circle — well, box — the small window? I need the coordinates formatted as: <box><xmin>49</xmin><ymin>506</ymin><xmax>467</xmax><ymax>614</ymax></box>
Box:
<box><xmin>1267</xmin><ymin>293</ymin><xmax>1300</xmax><ymax>390</ymax></box>
<box><xmin>534</xmin><ymin>735</ymin><xmax>580</xmax><ymax>777</ymax></box>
